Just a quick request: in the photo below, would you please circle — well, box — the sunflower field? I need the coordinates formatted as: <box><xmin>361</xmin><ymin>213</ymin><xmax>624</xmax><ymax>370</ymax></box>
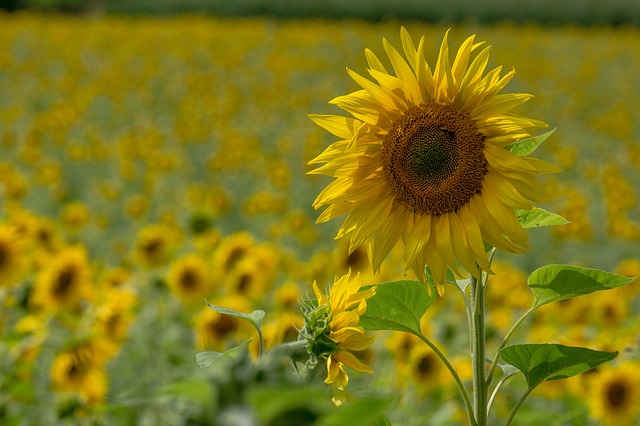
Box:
<box><xmin>0</xmin><ymin>12</ymin><xmax>639</xmax><ymax>426</ymax></box>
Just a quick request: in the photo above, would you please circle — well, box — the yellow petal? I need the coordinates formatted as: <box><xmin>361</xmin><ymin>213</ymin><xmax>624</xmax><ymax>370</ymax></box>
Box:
<box><xmin>334</xmin><ymin>350</ymin><xmax>374</xmax><ymax>374</ymax></box>
<box><xmin>403</xmin><ymin>213</ymin><xmax>431</xmax><ymax>272</ymax></box>
<box><xmin>449</xmin><ymin>212</ymin><xmax>479</xmax><ymax>278</ymax></box>
<box><xmin>370</xmin><ymin>205</ymin><xmax>407</xmax><ymax>272</ymax></box>
<box><xmin>308</xmin><ymin>114</ymin><xmax>363</xmax><ymax>140</ymax></box>
<box><xmin>364</xmin><ymin>48</ymin><xmax>388</xmax><ymax>73</ymax></box>
<box><xmin>434</xmin><ymin>214</ymin><xmax>462</xmax><ymax>276</ymax></box>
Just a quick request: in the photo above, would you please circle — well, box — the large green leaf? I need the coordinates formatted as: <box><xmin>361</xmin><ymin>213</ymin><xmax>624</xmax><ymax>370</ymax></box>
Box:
<box><xmin>507</xmin><ymin>128</ymin><xmax>555</xmax><ymax>156</ymax></box>
<box><xmin>516</xmin><ymin>208</ymin><xmax>570</xmax><ymax>229</ymax></box>
<box><xmin>528</xmin><ymin>264</ymin><xmax>634</xmax><ymax>307</ymax></box>
<box><xmin>500</xmin><ymin>343</ymin><xmax>617</xmax><ymax>389</ymax></box>
<box><xmin>359</xmin><ymin>280</ymin><xmax>435</xmax><ymax>335</ymax></box>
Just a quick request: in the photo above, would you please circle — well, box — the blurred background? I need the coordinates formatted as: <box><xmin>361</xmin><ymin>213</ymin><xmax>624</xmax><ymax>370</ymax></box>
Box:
<box><xmin>2</xmin><ymin>0</ymin><xmax>640</xmax><ymax>25</ymax></box>
<box><xmin>1</xmin><ymin>1</ymin><xmax>639</xmax><ymax>426</ymax></box>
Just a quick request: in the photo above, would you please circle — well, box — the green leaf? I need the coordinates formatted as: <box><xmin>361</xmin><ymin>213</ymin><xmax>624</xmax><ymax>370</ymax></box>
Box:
<box><xmin>317</xmin><ymin>396</ymin><xmax>393</xmax><ymax>426</ymax></box>
<box><xmin>206</xmin><ymin>301</ymin><xmax>265</xmax><ymax>334</ymax></box>
<box><xmin>196</xmin><ymin>339</ymin><xmax>251</xmax><ymax>368</ymax></box>
<box><xmin>516</xmin><ymin>208</ymin><xmax>570</xmax><ymax>229</ymax></box>
<box><xmin>359</xmin><ymin>280</ymin><xmax>435</xmax><ymax>335</ymax></box>
<box><xmin>528</xmin><ymin>264</ymin><xmax>635</xmax><ymax>307</ymax></box>
<box><xmin>500</xmin><ymin>343</ymin><xmax>617</xmax><ymax>389</ymax></box>
<box><xmin>507</xmin><ymin>128</ymin><xmax>555</xmax><ymax>156</ymax></box>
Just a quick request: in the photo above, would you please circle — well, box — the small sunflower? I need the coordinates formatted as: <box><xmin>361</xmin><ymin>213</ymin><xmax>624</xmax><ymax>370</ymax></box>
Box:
<box><xmin>226</xmin><ymin>257</ymin><xmax>273</xmax><ymax>299</ymax></box>
<box><xmin>309</xmin><ymin>28</ymin><xmax>559</xmax><ymax>292</ymax></box>
<box><xmin>166</xmin><ymin>253</ymin><xmax>212</xmax><ymax>305</ymax></box>
<box><xmin>588</xmin><ymin>362</ymin><xmax>640</xmax><ymax>426</ymax></box>
<box><xmin>262</xmin><ymin>311</ymin><xmax>304</xmax><ymax>351</ymax></box>
<box><xmin>133</xmin><ymin>224</ymin><xmax>177</xmax><ymax>268</ymax></box>
<box><xmin>50</xmin><ymin>339</ymin><xmax>111</xmax><ymax>405</ymax></box>
<box><xmin>93</xmin><ymin>289</ymin><xmax>138</xmax><ymax>356</ymax></box>
<box><xmin>0</xmin><ymin>224</ymin><xmax>26</xmax><ymax>288</ymax></box>
<box><xmin>212</xmin><ymin>232</ymin><xmax>255</xmax><ymax>274</ymax></box>
<box><xmin>31</xmin><ymin>247</ymin><xmax>93</xmax><ymax>312</ymax></box>
<box><xmin>273</xmin><ymin>281</ymin><xmax>301</xmax><ymax>311</ymax></box>
<box><xmin>301</xmin><ymin>271</ymin><xmax>377</xmax><ymax>404</ymax></box>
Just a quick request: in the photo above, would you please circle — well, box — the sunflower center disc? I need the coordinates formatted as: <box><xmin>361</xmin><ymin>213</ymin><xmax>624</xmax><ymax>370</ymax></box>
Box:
<box><xmin>381</xmin><ymin>103</ymin><xmax>487</xmax><ymax>216</ymax></box>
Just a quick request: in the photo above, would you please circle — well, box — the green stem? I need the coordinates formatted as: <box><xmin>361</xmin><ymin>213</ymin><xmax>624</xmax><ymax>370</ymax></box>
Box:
<box><xmin>487</xmin><ymin>372</ymin><xmax>516</xmax><ymax>417</ymax></box>
<box><xmin>417</xmin><ymin>333</ymin><xmax>477</xmax><ymax>426</ymax></box>
<box><xmin>469</xmin><ymin>272</ymin><xmax>487</xmax><ymax>426</ymax></box>
<box><xmin>486</xmin><ymin>306</ymin><xmax>536</xmax><ymax>388</ymax></box>
<box><xmin>505</xmin><ymin>387</ymin><xmax>533</xmax><ymax>426</ymax></box>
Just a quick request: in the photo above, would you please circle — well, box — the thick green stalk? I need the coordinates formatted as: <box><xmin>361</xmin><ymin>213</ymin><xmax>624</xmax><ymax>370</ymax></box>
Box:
<box><xmin>469</xmin><ymin>272</ymin><xmax>487</xmax><ymax>426</ymax></box>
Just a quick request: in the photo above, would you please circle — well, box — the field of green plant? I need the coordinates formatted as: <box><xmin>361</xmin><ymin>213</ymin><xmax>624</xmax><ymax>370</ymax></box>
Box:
<box><xmin>0</xmin><ymin>13</ymin><xmax>639</xmax><ymax>426</ymax></box>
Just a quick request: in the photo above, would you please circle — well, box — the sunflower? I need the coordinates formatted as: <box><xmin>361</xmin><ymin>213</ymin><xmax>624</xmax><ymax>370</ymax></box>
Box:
<box><xmin>301</xmin><ymin>271</ymin><xmax>377</xmax><ymax>404</ymax></box>
<box><xmin>309</xmin><ymin>28</ymin><xmax>559</xmax><ymax>292</ymax></box>
<box><xmin>31</xmin><ymin>246</ymin><xmax>93</xmax><ymax>312</ymax></box>
<box><xmin>212</xmin><ymin>232</ymin><xmax>256</xmax><ymax>274</ymax></box>
<box><xmin>50</xmin><ymin>339</ymin><xmax>111</xmax><ymax>405</ymax></box>
<box><xmin>166</xmin><ymin>253</ymin><xmax>213</xmax><ymax>305</ymax></box>
<box><xmin>587</xmin><ymin>362</ymin><xmax>640</xmax><ymax>426</ymax></box>
<box><xmin>403</xmin><ymin>345</ymin><xmax>446</xmax><ymax>394</ymax></box>
<box><xmin>92</xmin><ymin>288</ymin><xmax>138</xmax><ymax>356</ymax></box>
<box><xmin>262</xmin><ymin>310</ymin><xmax>304</xmax><ymax>351</ymax></box>
<box><xmin>133</xmin><ymin>224</ymin><xmax>178</xmax><ymax>268</ymax></box>
<box><xmin>0</xmin><ymin>224</ymin><xmax>26</xmax><ymax>288</ymax></box>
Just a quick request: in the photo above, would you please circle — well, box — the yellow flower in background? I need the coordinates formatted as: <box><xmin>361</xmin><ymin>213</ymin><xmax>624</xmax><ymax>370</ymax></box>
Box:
<box><xmin>273</xmin><ymin>281</ymin><xmax>301</xmax><ymax>311</ymax></box>
<box><xmin>51</xmin><ymin>339</ymin><xmax>111</xmax><ymax>405</ymax></box>
<box><xmin>587</xmin><ymin>362</ymin><xmax>640</xmax><ymax>426</ymax></box>
<box><xmin>0</xmin><ymin>224</ymin><xmax>26</xmax><ymax>288</ymax></box>
<box><xmin>404</xmin><ymin>345</ymin><xmax>445</xmax><ymax>394</ymax></box>
<box><xmin>226</xmin><ymin>257</ymin><xmax>273</xmax><ymax>299</ymax></box>
<box><xmin>60</xmin><ymin>202</ymin><xmax>90</xmax><ymax>229</ymax></box>
<box><xmin>309</xmin><ymin>28</ymin><xmax>559</xmax><ymax>292</ymax></box>
<box><xmin>92</xmin><ymin>289</ymin><xmax>138</xmax><ymax>356</ymax></box>
<box><xmin>212</xmin><ymin>232</ymin><xmax>256</xmax><ymax>274</ymax></box>
<box><xmin>133</xmin><ymin>224</ymin><xmax>178</xmax><ymax>268</ymax></box>
<box><xmin>31</xmin><ymin>247</ymin><xmax>93</xmax><ymax>312</ymax></box>
<box><xmin>262</xmin><ymin>310</ymin><xmax>304</xmax><ymax>351</ymax></box>
<box><xmin>99</xmin><ymin>266</ymin><xmax>132</xmax><ymax>289</ymax></box>
<box><xmin>304</xmin><ymin>271</ymin><xmax>377</xmax><ymax>404</ymax></box>
<box><xmin>167</xmin><ymin>253</ymin><xmax>213</xmax><ymax>305</ymax></box>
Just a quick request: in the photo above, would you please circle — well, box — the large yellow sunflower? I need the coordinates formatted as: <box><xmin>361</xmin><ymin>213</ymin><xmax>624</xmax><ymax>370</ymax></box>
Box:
<box><xmin>309</xmin><ymin>28</ymin><xmax>559</xmax><ymax>292</ymax></box>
